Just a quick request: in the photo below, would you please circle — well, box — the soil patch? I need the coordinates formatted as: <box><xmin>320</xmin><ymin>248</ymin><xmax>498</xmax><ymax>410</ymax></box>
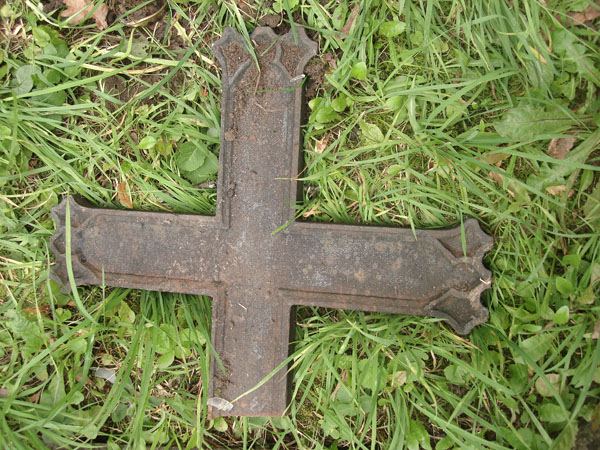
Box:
<box><xmin>221</xmin><ymin>42</ymin><xmax>249</xmax><ymax>75</ymax></box>
<box><xmin>259</xmin><ymin>14</ymin><xmax>281</xmax><ymax>28</ymax></box>
<box><xmin>95</xmin><ymin>69</ymin><xmax>185</xmax><ymax>112</ymax></box>
<box><xmin>281</xmin><ymin>42</ymin><xmax>302</xmax><ymax>75</ymax></box>
<box><xmin>304</xmin><ymin>57</ymin><xmax>326</xmax><ymax>100</ymax></box>
<box><xmin>107</xmin><ymin>0</ymin><xmax>165</xmax><ymax>26</ymax></box>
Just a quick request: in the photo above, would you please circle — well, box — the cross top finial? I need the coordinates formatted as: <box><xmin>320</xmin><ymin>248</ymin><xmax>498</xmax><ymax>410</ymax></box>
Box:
<box><xmin>212</xmin><ymin>26</ymin><xmax>317</xmax><ymax>81</ymax></box>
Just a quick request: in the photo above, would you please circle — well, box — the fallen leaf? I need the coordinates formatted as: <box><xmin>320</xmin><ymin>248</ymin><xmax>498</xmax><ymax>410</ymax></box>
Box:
<box><xmin>28</xmin><ymin>390</ymin><xmax>42</xmax><ymax>404</ymax></box>
<box><xmin>489</xmin><ymin>170</ymin><xmax>505</xmax><ymax>186</ymax></box>
<box><xmin>323</xmin><ymin>52</ymin><xmax>338</xmax><ymax>70</ymax></box>
<box><xmin>568</xmin><ymin>3</ymin><xmax>600</xmax><ymax>25</ymax></box>
<box><xmin>337</xmin><ymin>3</ymin><xmax>360</xmax><ymax>39</ymax></box>
<box><xmin>61</xmin><ymin>0</ymin><xmax>108</xmax><ymax>30</ymax></box>
<box><xmin>535</xmin><ymin>373</ymin><xmax>561</xmax><ymax>397</ymax></box>
<box><xmin>547</xmin><ymin>136</ymin><xmax>576</xmax><ymax>159</ymax></box>
<box><xmin>315</xmin><ymin>133</ymin><xmax>329</xmax><ymax>153</ymax></box>
<box><xmin>546</xmin><ymin>185</ymin><xmax>567</xmax><ymax>196</ymax></box>
<box><xmin>0</xmin><ymin>388</ymin><xmax>9</xmax><ymax>398</ymax></box>
<box><xmin>592</xmin><ymin>320</ymin><xmax>600</xmax><ymax>339</ymax></box>
<box><xmin>207</xmin><ymin>397</ymin><xmax>233</xmax><ymax>412</ymax></box>
<box><xmin>489</xmin><ymin>169</ymin><xmax>524</xmax><ymax>198</ymax></box>
<box><xmin>22</xmin><ymin>305</ymin><xmax>51</xmax><ymax>318</ymax></box>
<box><xmin>116</xmin><ymin>181</ymin><xmax>133</xmax><ymax>209</ymax></box>
<box><xmin>302</xmin><ymin>204</ymin><xmax>319</xmax><ymax>218</ymax></box>
<box><xmin>94</xmin><ymin>367</ymin><xmax>116</xmax><ymax>384</ymax></box>
<box><xmin>483</xmin><ymin>152</ymin><xmax>510</xmax><ymax>166</ymax></box>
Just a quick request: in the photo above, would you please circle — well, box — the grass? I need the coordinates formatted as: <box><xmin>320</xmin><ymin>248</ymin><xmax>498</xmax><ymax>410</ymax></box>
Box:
<box><xmin>1</xmin><ymin>0</ymin><xmax>599</xmax><ymax>448</ymax></box>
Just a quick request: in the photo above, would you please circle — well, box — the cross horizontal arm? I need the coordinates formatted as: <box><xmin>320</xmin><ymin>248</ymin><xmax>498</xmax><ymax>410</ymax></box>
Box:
<box><xmin>50</xmin><ymin>197</ymin><xmax>222</xmax><ymax>296</ymax></box>
<box><xmin>277</xmin><ymin>219</ymin><xmax>492</xmax><ymax>334</ymax></box>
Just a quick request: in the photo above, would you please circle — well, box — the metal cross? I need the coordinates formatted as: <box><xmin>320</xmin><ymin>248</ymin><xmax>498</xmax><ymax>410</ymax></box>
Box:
<box><xmin>49</xmin><ymin>27</ymin><xmax>492</xmax><ymax>417</ymax></box>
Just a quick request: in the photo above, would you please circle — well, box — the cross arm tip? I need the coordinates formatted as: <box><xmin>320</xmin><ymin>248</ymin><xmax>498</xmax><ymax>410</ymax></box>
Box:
<box><xmin>49</xmin><ymin>196</ymin><xmax>99</xmax><ymax>293</ymax></box>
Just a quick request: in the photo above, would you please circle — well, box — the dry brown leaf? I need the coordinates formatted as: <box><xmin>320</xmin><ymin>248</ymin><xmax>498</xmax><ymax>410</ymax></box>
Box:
<box><xmin>0</xmin><ymin>388</ymin><xmax>9</xmax><ymax>398</ymax></box>
<box><xmin>315</xmin><ymin>133</ymin><xmax>329</xmax><ymax>154</ymax></box>
<box><xmin>592</xmin><ymin>320</ymin><xmax>600</xmax><ymax>339</ymax></box>
<box><xmin>569</xmin><ymin>3</ymin><xmax>600</xmax><ymax>25</ymax></box>
<box><xmin>323</xmin><ymin>52</ymin><xmax>338</xmax><ymax>70</ymax></box>
<box><xmin>489</xmin><ymin>169</ymin><xmax>520</xmax><ymax>198</ymax></box>
<box><xmin>546</xmin><ymin>185</ymin><xmax>567</xmax><ymax>196</ymax></box>
<box><xmin>547</xmin><ymin>136</ymin><xmax>576</xmax><ymax>160</ymax></box>
<box><xmin>302</xmin><ymin>204</ymin><xmax>319</xmax><ymax>218</ymax></box>
<box><xmin>488</xmin><ymin>170</ymin><xmax>504</xmax><ymax>186</ymax></box>
<box><xmin>483</xmin><ymin>152</ymin><xmax>510</xmax><ymax>166</ymax></box>
<box><xmin>116</xmin><ymin>181</ymin><xmax>133</xmax><ymax>209</ymax></box>
<box><xmin>61</xmin><ymin>0</ymin><xmax>108</xmax><ymax>30</ymax></box>
<box><xmin>337</xmin><ymin>3</ymin><xmax>360</xmax><ymax>39</ymax></box>
<box><xmin>27</xmin><ymin>390</ymin><xmax>42</xmax><ymax>404</ymax></box>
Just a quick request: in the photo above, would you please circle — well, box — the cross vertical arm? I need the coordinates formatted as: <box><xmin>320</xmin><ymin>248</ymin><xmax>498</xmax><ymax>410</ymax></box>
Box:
<box><xmin>50</xmin><ymin>197</ymin><xmax>222</xmax><ymax>296</ymax></box>
<box><xmin>205</xmin><ymin>27</ymin><xmax>317</xmax><ymax>418</ymax></box>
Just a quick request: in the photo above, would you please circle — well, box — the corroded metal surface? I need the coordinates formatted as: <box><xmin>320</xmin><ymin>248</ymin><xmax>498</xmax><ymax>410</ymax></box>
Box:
<box><xmin>50</xmin><ymin>27</ymin><xmax>493</xmax><ymax>418</ymax></box>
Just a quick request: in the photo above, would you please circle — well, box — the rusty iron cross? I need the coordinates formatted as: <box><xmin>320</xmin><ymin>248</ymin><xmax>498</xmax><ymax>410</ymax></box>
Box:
<box><xmin>49</xmin><ymin>27</ymin><xmax>493</xmax><ymax>417</ymax></box>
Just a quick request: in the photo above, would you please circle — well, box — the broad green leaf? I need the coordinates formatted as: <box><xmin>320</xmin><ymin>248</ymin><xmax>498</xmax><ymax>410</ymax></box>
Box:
<box><xmin>40</xmin><ymin>372</ymin><xmax>66</xmax><ymax>407</ymax></box>
<box><xmin>562</xmin><ymin>254</ymin><xmax>581</xmax><ymax>269</ymax></box>
<box><xmin>555</xmin><ymin>277</ymin><xmax>574</xmax><ymax>295</ymax></box>
<box><xmin>118</xmin><ymin>302</ymin><xmax>135</xmax><ymax>324</ymax></box>
<box><xmin>535</xmin><ymin>373</ymin><xmax>561</xmax><ymax>397</ymax></box>
<box><xmin>385</xmin><ymin>96</ymin><xmax>404</xmax><ymax>111</ymax></box>
<box><xmin>517</xmin><ymin>334</ymin><xmax>553</xmax><ymax>364</ymax></box>
<box><xmin>0</xmin><ymin>125</ymin><xmax>10</xmax><ymax>138</ymax></box>
<box><xmin>33</xmin><ymin>27</ymin><xmax>51</xmax><ymax>47</ymax></box>
<box><xmin>155</xmin><ymin>137</ymin><xmax>172</xmax><ymax>156</ymax></box>
<box><xmin>435</xmin><ymin>436</ymin><xmax>454</xmax><ymax>450</ymax></box>
<box><xmin>332</xmin><ymin>3</ymin><xmax>347</xmax><ymax>29</ymax></box>
<box><xmin>331</xmin><ymin>95</ymin><xmax>348</xmax><ymax>112</ymax></box>
<box><xmin>138</xmin><ymin>136</ymin><xmax>157</xmax><ymax>150</ymax></box>
<box><xmin>273</xmin><ymin>0</ymin><xmax>299</xmax><ymax>13</ymax></box>
<box><xmin>176</xmin><ymin>142</ymin><xmax>206</xmax><ymax>172</ymax></box>
<box><xmin>181</xmin><ymin>150</ymin><xmax>218</xmax><ymax>184</ymax></box>
<box><xmin>70</xmin><ymin>391</ymin><xmax>84</xmax><ymax>405</ymax></box>
<box><xmin>156</xmin><ymin>350</ymin><xmax>174</xmax><ymax>369</ymax></box>
<box><xmin>351</xmin><ymin>62</ymin><xmax>367</xmax><ymax>80</ymax></box>
<box><xmin>13</xmin><ymin>64</ymin><xmax>36</xmax><ymax>95</ymax></box>
<box><xmin>577</xmin><ymin>286</ymin><xmax>595</xmax><ymax>305</ymax></box>
<box><xmin>538</xmin><ymin>403</ymin><xmax>568</xmax><ymax>423</ymax></box>
<box><xmin>359</xmin><ymin>120</ymin><xmax>384</xmax><ymax>142</ymax></box>
<box><xmin>335</xmin><ymin>384</ymin><xmax>353</xmax><ymax>404</ymax></box>
<box><xmin>554</xmin><ymin>422</ymin><xmax>577</xmax><ymax>450</ymax></box>
<box><xmin>508</xmin><ymin>364</ymin><xmax>529</xmax><ymax>393</ymax></box>
<box><xmin>379</xmin><ymin>21</ymin><xmax>406</xmax><ymax>38</ymax></box>
<box><xmin>407</xmin><ymin>420</ymin><xmax>431</xmax><ymax>450</ymax></box>
<box><xmin>151</xmin><ymin>326</ymin><xmax>172</xmax><ymax>355</ymax></box>
<box><xmin>553</xmin><ymin>305</ymin><xmax>570</xmax><ymax>325</ymax></box>
<box><xmin>552</xmin><ymin>28</ymin><xmax>600</xmax><ymax>87</ymax></box>
<box><xmin>111</xmin><ymin>402</ymin><xmax>129</xmax><ymax>423</ymax></box>
<box><xmin>389</xmin><ymin>370</ymin><xmax>407</xmax><ymax>389</ymax></box>
<box><xmin>66</xmin><ymin>336</ymin><xmax>87</xmax><ymax>355</ymax></box>
<box><xmin>213</xmin><ymin>417</ymin><xmax>228</xmax><ymax>432</ymax></box>
<box><xmin>315</xmin><ymin>104</ymin><xmax>338</xmax><ymax>123</ymax></box>
<box><xmin>7</xmin><ymin>310</ymin><xmax>44</xmax><ymax>357</ymax></box>
<box><xmin>494</xmin><ymin>105</ymin><xmax>570</xmax><ymax>141</ymax></box>
<box><xmin>444</xmin><ymin>364</ymin><xmax>468</xmax><ymax>385</ymax></box>
<box><xmin>387</xmin><ymin>164</ymin><xmax>405</xmax><ymax>176</ymax></box>
<box><xmin>358</xmin><ymin>358</ymin><xmax>379</xmax><ymax>388</ymax></box>
<box><xmin>320</xmin><ymin>413</ymin><xmax>340</xmax><ymax>439</ymax></box>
